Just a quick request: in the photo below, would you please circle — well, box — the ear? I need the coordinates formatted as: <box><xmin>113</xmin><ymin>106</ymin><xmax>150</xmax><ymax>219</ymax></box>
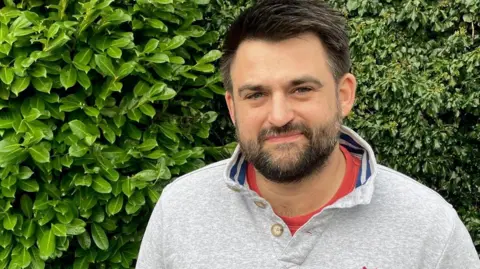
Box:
<box><xmin>225</xmin><ymin>90</ymin><xmax>236</xmax><ymax>126</ymax></box>
<box><xmin>337</xmin><ymin>73</ymin><xmax>357</xmax><ymax>118</ymax></box>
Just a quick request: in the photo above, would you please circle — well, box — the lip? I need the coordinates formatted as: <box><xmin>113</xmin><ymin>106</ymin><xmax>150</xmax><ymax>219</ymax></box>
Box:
<box><xmin>265</xmin><ymin>133</ymin><xmax>303</xmax><ymax>143</ymax></box>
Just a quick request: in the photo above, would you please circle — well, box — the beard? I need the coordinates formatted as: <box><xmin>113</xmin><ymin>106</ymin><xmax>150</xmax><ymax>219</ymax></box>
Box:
<box><xmin>236</xmin><ymin>112</ymin><xmax>342</xmax><ymax>184</ymax></box>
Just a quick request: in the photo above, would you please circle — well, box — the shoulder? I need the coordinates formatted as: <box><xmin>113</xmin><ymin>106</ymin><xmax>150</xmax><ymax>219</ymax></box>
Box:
<box><xmin>159</xmin><ymin>158</ymin><xmax>231</xmax><ymax>207</ymax></box>
<box><xmin>376</xmin><ymin>165</ymin><xmax>452</xmax><ymax>207</ymax></box>
<box><xmin>373</xmin><ymin>164</ymin><xmax>458</xmax><ymax>229</ymax></box>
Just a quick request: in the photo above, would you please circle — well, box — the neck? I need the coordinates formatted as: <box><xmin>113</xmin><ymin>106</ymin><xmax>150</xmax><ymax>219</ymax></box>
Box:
<box><xmin>255</xmin><ymin>144</ymin><xmax>346</xmax><ymax>217</ymax></box>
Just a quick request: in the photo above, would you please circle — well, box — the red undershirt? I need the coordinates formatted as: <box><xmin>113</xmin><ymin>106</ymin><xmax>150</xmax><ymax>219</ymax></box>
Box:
<box><xmin>247</xmin><ymin>146</ymin><xmax>361</xmax><ymax>235</ymax></box>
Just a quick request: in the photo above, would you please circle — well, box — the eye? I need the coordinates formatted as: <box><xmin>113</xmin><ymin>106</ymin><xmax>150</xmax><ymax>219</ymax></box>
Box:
<box><xmin>294</xmin><ymin>87</ymin><xmax>313</xmax><ymax>94</ymax></box>
<box><xmin>246</xmin><ymin>92</ymin><xmax>265</xmax><ymax>100</ymax></box>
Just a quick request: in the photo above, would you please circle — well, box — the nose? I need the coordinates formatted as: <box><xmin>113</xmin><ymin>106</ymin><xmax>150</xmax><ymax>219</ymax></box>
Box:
<box><xmin>267</xmin><ymin>93</ymin><xmax>294</xmax><ymax>127</ymax></box>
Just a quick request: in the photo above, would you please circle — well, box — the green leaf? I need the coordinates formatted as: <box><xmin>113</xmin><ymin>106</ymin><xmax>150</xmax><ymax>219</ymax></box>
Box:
<box><xmin>169</xmin><ymin>56</ymin><xmax>184</xmax><ymax>65</ymax></box>
<box><xmin>24</xmin><ymin>108</ymin><xmax>41</xmax><ymax>122</ymax></box>
<box><xmin>91</xmin><ymin>223</ymin><xmax>109</xmax><ymax>250</ymax></box>
<box><xmin>11</xmin><ymin>76</ymin><xmax>30</xmax><ymax>96</ymax></box>
<box><xmin>117</xmin><ymin>61</ymin><xmax>135</xmax><ymax>79</ymax></box>
<box><xmin>0</xmin><ymin>23</ymin><xmax>8</xmax><ymax>41</ymax></box>
<box><xmin>68</xmin><ymin>143</ymin><xmax>88</xmax><ymax>157</ymax></box>
<box><xmin>77</xmin><ymin>231</ymin><xmax>91</xmax><ymax>250</ymax></box>
<box><xmin>159</xmin><ymin>35</ymin><xmax>186</xmax><ymax>51</ymax></box>
<box><xmin>113</xmin><ymin>114</ymin><xmax>126</xmax><ymax>128</ymax></box>
<box><xmin>10</xmin><ymin>246</ymin><xmax>31</xmax><ymax>268</ymax></box>
<box><xmin>197</xmin><ymin>50</ymin><xmax>222</xmax><ymax>64</ymax></box>
<box><xmin>28</xmin><ymin>144</ymin><xmax>49</xmax><ymax>163</ymax></box>
<box><xmin>175</xmin><ymin>25</ymin><xmax>206</xmax><ymax>37</ymax></box>
<box><xmin>31</xmin><ymin>77</ymin><xmax>53</xmax><ymax>93</ymax></box>
<box><xmin>68</xmin><ymin>120</ymin><xmax>89</xmax><ymax>139</ymax></box>
<box><xmin>107</xmin><ymin>47</ymin><xmax>122</xmax><ymax>59</ymax></box>
<box><xmin>144</xmin><ymin>38</ymin><xmax>159</xmax><ymax>53</ymax></box>
<box><xmin>73</xmin><ymin>48</ymin><xmax>93</xmax><ymax>66</ymax></box>
<box><xmin>46</xmin><ymin>23</ymin><xmax>60</xmax><ymax>38</ymax></box>
<box><xmin>0</xmin><ymin>67</ymin><xmax>14</xmax><ymax>85</ymax></box>
<box><xmin>106</xmin><ymin>195</ymin><xmax>123</xmax><ymax>216</ymax></box>
<box><xmin>156</xmin><ymin>87</ymin><xmax>176</xmax><ymax>100</ymax></box>
<box><xmin>129</xmin><ymin>191</ymin><xmax>145</xmax><ymax>206</ymax></box>
<box><xmin>18</xmin><ymin>166</ymin><xmax>33</xmax><ymax>179</ymax></box>
<box><xmin>0</xmin><ymin>43</ymin><xmax>11</xmax><ymax>55</ymax></box>
<box><xmin>73</xmin><ymin>256</ymin><xmax>89</xmax><ymax>269</ymax></box>
<box><xmin>77</xmin><ymin>71</ymin><xmax>91</xmax><ymax>89</ymax></box>
<box><xmin>131</xmin><ymin>170</ymin><xmax>157</xmax><ymax>182</ymax></box>
<box><xmin>30</xmin><ymin>65</ymin><xmax>47</xmax><ymax>78</ymax></box>
<box><xmin>3</xmin><ymin>213</ymin><xmax>17</xmax><ymax>230</ymax></box>
<box><xmin>125</xmin><ymin>202</ymin><xmax>141</xmax><ymax>215</ymax></box>
<box><xmin>192</xmin><ymin>63</ymin><xmax>215</xmax><ymax>73</ymax></box>
<box><xmin>44</xmin><ymin>31</ymin><xmax>70</xmax><ymax>52</ymax></box>
<box><xmin>23</xmin><ymin>220</ymin><xmax>36</xmax><ymax>238</ymax></box>
<box><xmin>137</xmin><ymin>139</ymin><xmax>157</xmax><ymax>151</ymax></box>
<box><xmin>0</xmin><ymin>112</ymin><xmax>15</xmax><ymax>129</ymax></box>
<box><xmin>0</xmin><ymin>231</ymin><xmax>12</xmax><ymax>249</ymax></box>
<box><xmin>84</xmin><ymin>106</ymin><xmax>99</xmax><ymax>118</ymax></box>
<box><xmin>122</xmin><ymin>178</ymin><xmax>134</xmax><ymax>197</ymax></box>
<box><xmin>147</xmin><ymin>187</ymin><xmax>160</xmax><ymax>203</ymax></box>
<box><xmin>30</xmin><ymin>247</ymin><xmax>45</xmax><ymax>269</ymax></box>
<box><xmin>52</xmin><ymin>223</ymin><xmax>67</xmax><ymax>237</ymax></box>
<box><xmin>147</xmin><ymin>18</ymin><xmax>167</xmax><ymax>31</ymax></box>
<box><xmin>38</xmin><ymin>228</ymin><xmax>55</xmax><ymax>259</ymax></box>
<box><xmin>66</xmin><ymin>219</ymin><xmax>86</xmax><ymax>236</ymax></box>
<box><xmin>18</xmin><ymin>179</ymin><xmax>39</xmax><ymax>192</ymax></box>
<box><xmin>94</xmin><ymin>54</ymin><xmax>116</xmax><ymax>77</ymax></box>
<box><xmin>73</xmin><ymin>174</ymin><xmax>92</xmax><ymax>187</ymax></box>
<box><xmin>92</xmin><ymin>176</ymin><xmax>112</xmax><ymax>194</ymax></box>
<box><xmin>139</xmin><ymin>103</ymin><xmax>156</xmax><ymax>118</ymax></box>
<box><xmin>60</xmin><ymin>94</ymin><xmax>84</xmax><ymax>112</ymax></box>
<box><xmin>33</xmin><ymin>192</ymin><xmax>48</xmax><ymax>210</ymax></box>
<box><xmin>60</xmin><ymin>65</ymin><xmax>77</xmax><ymax>89</ymax></box>
<box><xmin>145</xmin><ymin>53</ymin><xmax>169</xmax><ymax>63</ymax></box>
<box><xmin>133</xmin><ymin>81</ymin><xmax>150</xmax><ymax>97</ymax></box>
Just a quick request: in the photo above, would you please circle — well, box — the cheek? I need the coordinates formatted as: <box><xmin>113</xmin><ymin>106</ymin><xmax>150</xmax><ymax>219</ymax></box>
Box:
<box><xmin>235</xmin><ymin>107</ymin><xmax>266</xmax><ymax>138</ymax></box>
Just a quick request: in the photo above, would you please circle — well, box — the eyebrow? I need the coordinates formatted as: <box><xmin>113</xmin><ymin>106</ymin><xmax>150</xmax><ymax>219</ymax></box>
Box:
<box><xmin>237</xmin><ymin>75</ymin><xmax>324</xmax><ymax>96</ymax></box>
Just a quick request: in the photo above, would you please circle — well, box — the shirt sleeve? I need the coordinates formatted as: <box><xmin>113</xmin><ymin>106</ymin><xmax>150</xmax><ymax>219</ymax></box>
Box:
<box><xmin>136</xmin><ymin>195</ymin><xmax>166</xmax><ymax>269</ymax></box>
<box><xmin>435</xmin><ymin>211</ymin><xmax>480</xmax><ymax>269</ymax></box>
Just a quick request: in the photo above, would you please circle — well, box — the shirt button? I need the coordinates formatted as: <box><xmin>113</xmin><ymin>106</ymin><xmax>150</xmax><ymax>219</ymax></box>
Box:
<box><xmin>254</xmin><ymin>200</ymin><xmax>267</xmax><ymax>209</ymax></box>
<box><xmin>271</xmin><ymin>224</ymin><xmax>284</xmax><ymax>237</ymax></box>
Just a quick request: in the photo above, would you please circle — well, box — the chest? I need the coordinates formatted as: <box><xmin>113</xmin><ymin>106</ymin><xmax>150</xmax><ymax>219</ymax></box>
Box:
<box><xmin>162</xmin><ymin>205</ymin><xmax>435</xmax><ymax>269</ymax></box>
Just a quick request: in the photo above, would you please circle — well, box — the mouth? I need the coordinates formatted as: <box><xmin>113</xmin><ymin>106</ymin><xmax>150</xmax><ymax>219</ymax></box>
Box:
<box><xmin>264</xmin><ymin>132</ymin><xmax>303</xmax><ymax>144</ymax></box>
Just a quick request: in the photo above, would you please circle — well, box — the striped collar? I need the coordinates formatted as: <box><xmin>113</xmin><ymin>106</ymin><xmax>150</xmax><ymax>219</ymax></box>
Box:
<box><xmin>223</xmin><ymin>125</ymin><xmax>379</xmax><ymax>206</ymax></box>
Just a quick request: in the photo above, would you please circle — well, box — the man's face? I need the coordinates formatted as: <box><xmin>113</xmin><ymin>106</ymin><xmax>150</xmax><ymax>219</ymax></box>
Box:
<box><xmin>226</xmin><ymin>33</ymin><xmax>350</xmax><ymax>183</ymax></box>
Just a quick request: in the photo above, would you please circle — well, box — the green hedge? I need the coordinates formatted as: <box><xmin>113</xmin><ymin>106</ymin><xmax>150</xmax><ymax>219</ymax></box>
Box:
<box><xmin>334</xmin><ymin>0</ymin><xmax>480</xmax><ymax>253</ymax></box>
<box><xmin>0</xmin><ymin>0</ymin><xmax>235</xmax><ymax>268</ymax></box>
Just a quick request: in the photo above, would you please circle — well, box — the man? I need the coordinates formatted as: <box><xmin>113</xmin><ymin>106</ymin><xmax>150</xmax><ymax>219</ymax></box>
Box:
<box><xmin>137</xmin><ymin>0</ymin><xmax>480</xmax><ymax>268</ymax></box>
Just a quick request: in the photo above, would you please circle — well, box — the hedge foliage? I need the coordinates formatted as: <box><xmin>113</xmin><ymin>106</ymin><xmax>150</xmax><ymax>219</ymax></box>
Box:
<box><xmin>0</xmin><ymin>0</ymin><xmax>235</xmax><ymax>268</ymax></box>
<box><xmin>0</xmin><ymin>0</ymin><xmax>478</xmax><ymax>268</ymax></box>
<box><xmin>331</xmin><ymin>0</ymin><xmax>480</xmax><ymax>253</ymax></box>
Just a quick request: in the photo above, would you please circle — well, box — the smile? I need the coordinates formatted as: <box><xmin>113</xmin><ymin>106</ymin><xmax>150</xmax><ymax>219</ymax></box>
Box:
<box><xmin>265</xmin><ymin>133</ymin><xmax>303</xmax><ymax>143</ymax></box>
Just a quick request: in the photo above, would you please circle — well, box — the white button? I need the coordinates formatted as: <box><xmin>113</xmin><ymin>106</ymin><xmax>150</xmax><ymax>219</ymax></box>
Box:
<box><xmin>271</xmin><ymin>224</ymin><xmax>284</xmax><ymax>237</ymax></box>
<box><xmin>254</xmin><ymin>200</ymin><xmax>267</xmax><ymax>209</ymax></box>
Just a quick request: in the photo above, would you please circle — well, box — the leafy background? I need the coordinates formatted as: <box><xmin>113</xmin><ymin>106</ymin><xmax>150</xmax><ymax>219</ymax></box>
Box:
<box><xmin>0</xmin><ymin>0</ymin><xmax>478</xmax><ymax>268</ymax></box>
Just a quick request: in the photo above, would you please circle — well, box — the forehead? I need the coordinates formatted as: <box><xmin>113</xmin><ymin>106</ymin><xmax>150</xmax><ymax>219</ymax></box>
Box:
<box><xmin>230</xmin><ymin>33</ymin><xmax>332</xmax><ymax>90</ymax></box>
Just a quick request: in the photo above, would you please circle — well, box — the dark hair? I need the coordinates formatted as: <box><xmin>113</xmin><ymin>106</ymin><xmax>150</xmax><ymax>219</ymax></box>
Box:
<box><xmin>220</xmin><ymin>0</ymin><xmax>350</xmax><ymax>92</ymax></box>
